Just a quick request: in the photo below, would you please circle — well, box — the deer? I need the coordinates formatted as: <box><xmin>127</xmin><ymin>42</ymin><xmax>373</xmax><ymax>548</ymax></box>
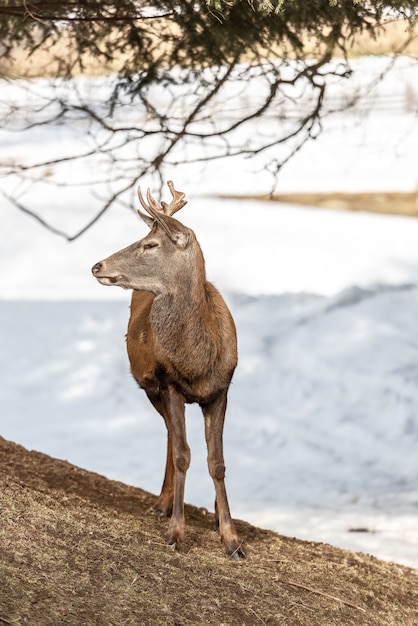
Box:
<box><xmin>91</xmin><ymin>180</ymin><xmax>245</xmax><ymax>559</ymax></box>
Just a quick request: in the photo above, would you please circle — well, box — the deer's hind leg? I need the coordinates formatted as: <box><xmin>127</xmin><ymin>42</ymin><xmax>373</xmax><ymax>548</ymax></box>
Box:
<box><xmin>147</xmin><ymin>391</ymin><xmax>174</xmax><ymax>517</ymax></box>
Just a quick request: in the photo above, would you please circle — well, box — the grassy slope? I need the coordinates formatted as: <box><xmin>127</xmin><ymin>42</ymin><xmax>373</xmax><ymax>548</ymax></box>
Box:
<box><xmin>1</xmin><ymin>437</ymin><xmax>417</xmax><ymax>626</ymax></box>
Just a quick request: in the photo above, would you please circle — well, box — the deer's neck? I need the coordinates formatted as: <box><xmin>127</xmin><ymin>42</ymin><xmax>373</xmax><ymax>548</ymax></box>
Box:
<box><xmin>152</xmin><ymin>268</ymin><xmax>207</xmax><ymax>329</ymax></box>
<box><xmin>149</xmin><ymin>259</ymin><xmax>212</xmax><ymax>360</ymax></box>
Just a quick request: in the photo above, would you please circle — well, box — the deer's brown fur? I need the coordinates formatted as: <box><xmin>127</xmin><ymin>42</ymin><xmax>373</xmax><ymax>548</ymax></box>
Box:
<box><xmin>92</xmin><ymin>181</ymin><xmax>245</xmax><ymax>558</ymax></box>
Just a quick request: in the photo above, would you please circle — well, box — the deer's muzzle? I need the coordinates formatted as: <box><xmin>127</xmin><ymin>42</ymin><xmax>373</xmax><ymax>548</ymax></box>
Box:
<box><xmin>91</xmin><ymin>262</ymin><xmax>122</xmax><ymax>286</ymax></box>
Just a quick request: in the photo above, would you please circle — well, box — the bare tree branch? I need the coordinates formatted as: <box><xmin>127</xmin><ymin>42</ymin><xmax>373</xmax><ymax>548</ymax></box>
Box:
<box><xmin>1</xmin><ymin>0</ymin><xmax>417</xmax><ymax>238</ymax></box>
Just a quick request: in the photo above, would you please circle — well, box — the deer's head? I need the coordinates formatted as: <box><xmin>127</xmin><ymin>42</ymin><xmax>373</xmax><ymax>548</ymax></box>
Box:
<box><xmin>92</xmin><ymin>181</ymin><xmax>203</xmax><ymax>294</ymax></box>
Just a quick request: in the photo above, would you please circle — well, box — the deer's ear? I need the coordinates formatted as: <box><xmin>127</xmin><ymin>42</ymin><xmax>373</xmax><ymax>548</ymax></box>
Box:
<box><xmin>137</xmin><ymin>209</ymin><xmax>154</xmax><ymax>229</ymax></box>
<box><xmin>171</xmin><ymin>229</ymin><xmax>191</xmax><ymax>250</ymax></box>
<box><xmin>145</xmin><ymin>208</ymin><xmax>191</xmax><ymax>249</ymax></box>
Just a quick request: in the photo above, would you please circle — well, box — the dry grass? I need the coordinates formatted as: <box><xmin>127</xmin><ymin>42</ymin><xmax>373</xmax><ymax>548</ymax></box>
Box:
<box><xmin>216</xmin><ymin>191</ymin><xmax>418</xmax><ymax>220</ymax></box>
<box><xmin>1</xmin><ymin>436</ymin><xmax>418</xmax><ymax>626</ymax></box>
<box><xmin>344</xmin><ymin>19</ymin><xmax>418</xmax><ymax>58</ymax></box>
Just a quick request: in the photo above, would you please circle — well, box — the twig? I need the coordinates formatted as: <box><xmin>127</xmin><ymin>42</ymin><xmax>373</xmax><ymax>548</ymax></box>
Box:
<box><xmin>276</xmin><ymin>577</ymin><xmax>367</xmax><ymax>613</ymax></box>
<box><xmin>247</xmin><ymin>606</ymin><xmax>268</xmax><ymax>625</ymax></box>
<box><xmin>288</xmin><ymin>599</ymin><xmax>315</xmax><ymax>613</ymax></box>
<box><xmin>23</xmin><ymin>0</ymin><xmax>47</xmax><ymax>25</ymax></box>
<box><xmin>0</xmin><ymin>188</ymin><xmax>71</xmax><ymax>240</ymax></box>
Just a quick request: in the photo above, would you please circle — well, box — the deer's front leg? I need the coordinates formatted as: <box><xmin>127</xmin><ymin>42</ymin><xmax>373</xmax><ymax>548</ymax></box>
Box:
<box><xmin>163</xmin><ymin>385</ymin><xmax>190</xmax><ymax>550</ymax></box>
<box><xmin>203</xmin><ymin>392</ymin><xmax>246</xmax><ymax>559</ymax></box>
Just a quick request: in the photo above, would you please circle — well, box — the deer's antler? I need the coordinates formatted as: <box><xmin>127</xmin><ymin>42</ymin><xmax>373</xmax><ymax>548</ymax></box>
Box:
<box><xmin>161</xmin><ymin>181</ymin><xmax>187</xmax><ymax>216</ymax></box>
<box><xmin>137</xmin><ymin>180</ymin><xmax>187</xmax><ymax>218</ymax></box>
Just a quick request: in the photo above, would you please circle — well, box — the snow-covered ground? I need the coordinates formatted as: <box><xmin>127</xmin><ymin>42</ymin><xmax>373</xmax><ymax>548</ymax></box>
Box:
<box><xmin>1</xmin><ymin>56</ymin><xmax>418</xmax><ymax>568</ymax></box>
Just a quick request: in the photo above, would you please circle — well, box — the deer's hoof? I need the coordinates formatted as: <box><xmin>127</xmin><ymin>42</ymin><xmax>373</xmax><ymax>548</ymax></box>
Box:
<box><xmin>151</xmin><ymin>505</ymin><xmax>172</xmax><ymax>517</ymax></box>
<box><xmin>167</xmin><ymin>539</ymin><xmax>177</xmax><ymax>551</ymax></box>
<box><xmin>228</xmin><ymin>545</ymin><xmax>247</xmax><ymax>560</ymax></box>
<box><xmin>152</xmin><ymin>507</ymin><xmax>164</xmax><ymax>517</ymax></box>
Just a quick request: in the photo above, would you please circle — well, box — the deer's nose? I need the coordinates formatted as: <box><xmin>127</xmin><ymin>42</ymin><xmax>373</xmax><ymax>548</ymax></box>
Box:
<box><xmin>92</xmin><ymin>262</ymin><xmax>102</xmax><ymax>275</ymax></box>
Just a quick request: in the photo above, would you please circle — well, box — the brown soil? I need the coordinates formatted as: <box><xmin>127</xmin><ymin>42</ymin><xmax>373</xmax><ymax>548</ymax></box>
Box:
<box><xmin>1</xmin><ymin>437</ymin><xmax>417</xmax><ymax>626</ymax></box>
<box><xmin>217</xmin><ymin>191</ymin><xmax>418</xmax><ymax>219</ymax></box>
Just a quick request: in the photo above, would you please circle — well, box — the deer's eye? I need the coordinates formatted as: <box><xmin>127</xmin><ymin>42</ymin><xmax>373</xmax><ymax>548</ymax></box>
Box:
<box><xmin>143</xmin><ymin>242</ymin><xmax>158</xmax><ymax>250</ymax></box>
